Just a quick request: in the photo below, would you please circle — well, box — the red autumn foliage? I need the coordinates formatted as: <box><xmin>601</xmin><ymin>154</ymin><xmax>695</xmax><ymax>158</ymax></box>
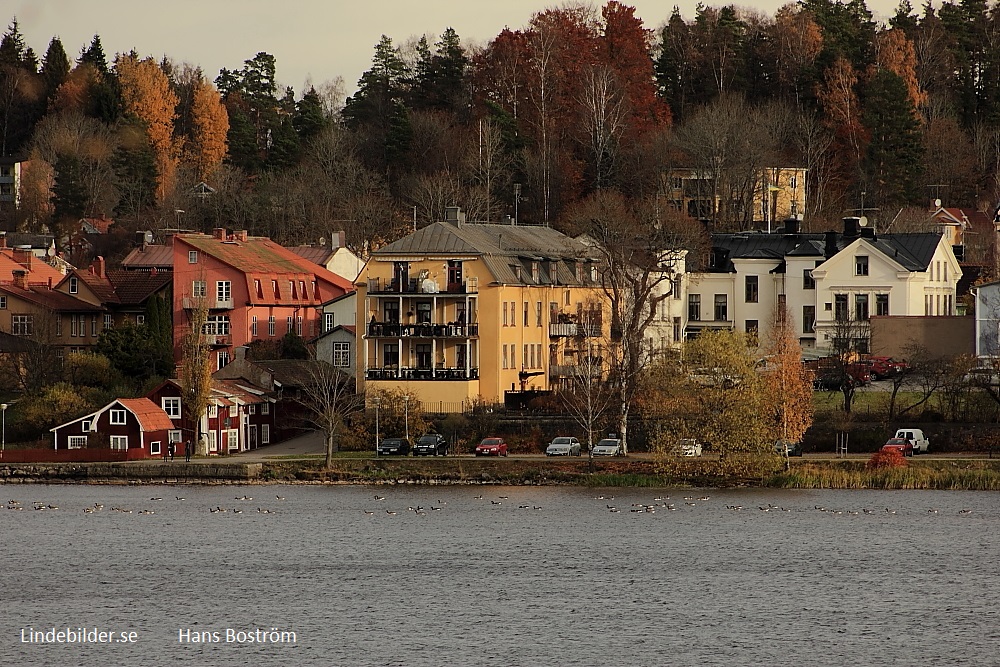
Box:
<box><xmin>866</xmin><ymin>449</ymin><xmax>907</xmax><ymax>469</ymax></box>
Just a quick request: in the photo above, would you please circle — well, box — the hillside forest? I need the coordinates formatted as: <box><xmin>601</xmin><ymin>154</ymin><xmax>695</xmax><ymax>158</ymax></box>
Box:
<box><xmin>1</xmin><ymin>0</ymin><xmax>999</xmax><ymax>264</ymax></box>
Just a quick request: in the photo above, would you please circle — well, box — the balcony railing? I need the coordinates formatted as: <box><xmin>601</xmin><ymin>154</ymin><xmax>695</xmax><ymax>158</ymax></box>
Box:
<box><xmin>365</xmin><ymin>366</ymin><xmax>480</xmax><ymax>381</ymax></box>
<box><xmin>550</xmin><ymin>362</ymin><xmax>603</xmax><ymax>378</ymax></box>
<box><xmin>366</xmin><ymin>322</ymin><xmax>478</xmax><ymax>338</ymax></box>
<box><xmin>204</xmin><ymin>334</ymin><xmax>231</xmax><ymax>347</ymax></box>
<box><xmin>548</xmin><ymin>322</ymin><xmax>601</xmax><ymax>337</ymax></box>
<box><xmin>367</xmin><ymin>276</ymin><xmax>478</xmax><ymax>294</ymax></box>
<box><xmin>183</xmin><ymin>296</ymin><xmax>233</xmax><ymax>310</ymax></box>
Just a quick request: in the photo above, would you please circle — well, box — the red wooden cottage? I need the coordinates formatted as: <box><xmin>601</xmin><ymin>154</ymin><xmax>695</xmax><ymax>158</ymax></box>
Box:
<box><xmin>51</xmin><ymin>398</ymin><xmax>176</xmax><ymax>459</ymax></box>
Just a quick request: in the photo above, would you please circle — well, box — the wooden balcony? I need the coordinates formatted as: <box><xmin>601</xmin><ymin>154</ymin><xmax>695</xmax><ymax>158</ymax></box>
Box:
<box><xmin>365</xmin><ymin>366</ymin><xmax>480</xmax><ymax>381</ymax></box>
<box><xmin>366</xmin><ymin>322</ymin><xmax>478</xmax><ymax>338</ymax></box>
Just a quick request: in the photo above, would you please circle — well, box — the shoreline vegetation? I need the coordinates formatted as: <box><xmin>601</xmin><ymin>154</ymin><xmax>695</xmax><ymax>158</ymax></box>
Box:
<box><xmin>3</xmin><ymin>457</ymin><xmax>1000</xmax><ymax>490</ymax></box>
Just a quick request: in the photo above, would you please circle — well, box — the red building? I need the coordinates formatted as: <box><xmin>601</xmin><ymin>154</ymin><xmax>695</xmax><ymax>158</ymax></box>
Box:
<box><xmin>51</xmin><ymin>398</ymin><xmax>175</xmax><ymax>458</ymax></box>
<box><xmin>146</xmin><ymin>377</ymin><xmax>276</xmax><ymax>454</ymax></box>
<box><xmin>171</xmin><ymin>229</ymin><xmax>354</xmax><ymax>370</ymax></box>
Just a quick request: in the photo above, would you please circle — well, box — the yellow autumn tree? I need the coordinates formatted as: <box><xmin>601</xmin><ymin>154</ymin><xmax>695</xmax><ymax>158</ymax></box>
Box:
<box><xmin>188</xmin><ymin>78</ymin><xmax>229</xmax><ymax>182</ymax></box>
<box><xmin>760</xmin><ymin>306</ymin><xmax>814</xmax><ymax>457</ymax></box>
<box><xmin>115</xmin><ymin>54</ymin><xmax>179</xmax><ymax>201</ymax></box>
<box><xmin>872</xmin><ymin>28</ymin><xmax>926</xmax><ymax>112</ymax></box>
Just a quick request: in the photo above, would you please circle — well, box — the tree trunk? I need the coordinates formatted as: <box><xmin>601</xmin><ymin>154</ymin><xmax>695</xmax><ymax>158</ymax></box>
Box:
<box><xmin>325</xmin><ymin>431</ymin><xmax>336</xmax><ymax>468</ymax></box>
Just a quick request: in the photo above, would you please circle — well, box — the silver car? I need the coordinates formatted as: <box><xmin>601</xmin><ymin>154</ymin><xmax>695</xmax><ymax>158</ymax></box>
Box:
<box><xmin>591</xmin><ymin>438</ymin><xmax>624</xmax><ymax>457</ymax></box>
<box><xmin>546</xmin><ymin>436</ymin><xmax>582</xmax><ymax>456</ymax></box>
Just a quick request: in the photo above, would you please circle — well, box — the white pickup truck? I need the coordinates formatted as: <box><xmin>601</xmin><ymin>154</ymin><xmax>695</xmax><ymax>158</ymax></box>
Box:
<box><xmin>894</xmin><ymin>429</ymin><xmax>930</xmax><ymax>454</ymax></box>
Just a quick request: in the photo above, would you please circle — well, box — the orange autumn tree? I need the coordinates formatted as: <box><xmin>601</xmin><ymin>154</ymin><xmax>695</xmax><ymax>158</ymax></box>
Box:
<box><xmin>761</xmin><ymin>306</ymin><xmax>814</xmax><ymax>459</ymax></box>
<box><xmin>188</xmin><ymin>78</ymin><xmax>229</xmax><ymax>182</ymax></box>
<box><xmin>115</xmin><ymin>53</ymin><xmax>179</xmax><ymax>201</ymax></box>
<box><xmin>872</xmin><ymin>28</ymin><xmax>926</xmax><ymax>112</ymax></box>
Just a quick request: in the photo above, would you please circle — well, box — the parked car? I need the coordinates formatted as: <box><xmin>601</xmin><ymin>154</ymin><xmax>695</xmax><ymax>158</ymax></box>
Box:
<box><xmin>591</xmin><ymin>438</ymin><xmax>624</xmax><ymax>457</ymax></box>
<box><xmin>475</xmin><ymin>437</ymin><xmax>508</xmax><ymax>457</ymax></box>
<box><xmin>894</xmin><ymin>428</ymin><xmax>929</xmax><ymax>454</ymax></box>
<box><xmin>678</xmin><ymin>438</ymin><xmax>702</xmax><ymax>457</ymax></box>
<box><xmin>881</xmin><ymin>438</ymin><xmax>914</xmax><ymax>457</ymax></box>
<box><xmin>413</xmin><ymin>433</ymin><xmax>448</xmax><ymax>456</ymax></box>
<box><xmin>377</xmin><ymin>437</ymin><xmax>411</xmax><ymax>456</ymax></box>
<box><xmin>774</xmin><ymin>440</ymin><xmax>803</xmax><ymax>457</ymax></box>
<box><xmin>866</xmin><ymin>356</ymin><xmax>909</xmax><ymax>380</ymax></box>
<box><xmin>546</xmin><ymin>436</ymin><xmax>582</xmax><ymax>456</ymax></box>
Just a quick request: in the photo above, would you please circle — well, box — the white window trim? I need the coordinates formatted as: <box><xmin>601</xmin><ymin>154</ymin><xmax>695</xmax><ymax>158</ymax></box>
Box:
<box><xmin>67</xmin><ymin>435</ymin><xmax>87</xmax><ymax>449</ymax></box>
<box><xmin>262</xmin><ymin>423</ymin><xmax>270</xmax><ymax>444</ymax></box>
<box><xmin>262</xmin><ymin>402</ymin><xmax>270</xmax><ymax>415</ymax></box>
<box><xmin>168</xmin><ymin>430</ymin><xmax>183</xmax><ymax>443</ymax></box>
<box><xmin>161</xmin><ymin>397</ymin><xmax>181</xmax><ymax>419</ymax></box>
<box><xmin>109</xmin><ymin>409</ymin><xmax>127</xmax><ymax>425</ymax></box>
<box><xmin>149</xmin><ymin>441</ymin><xmax>161</xmax><ymax>455</ymax></box>
<box><xmin>188</xmin><ymin>250</ymin><xmax>198</xmax><ymax>264</ymax></box>
<box><xmin>110</xmin><ymin>435</ymin><xmax>128</xmax><ymax>450</ymax></box>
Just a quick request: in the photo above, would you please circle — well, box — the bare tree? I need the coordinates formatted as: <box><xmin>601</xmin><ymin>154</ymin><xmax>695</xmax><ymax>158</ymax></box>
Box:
<box><xmin>577</xmin><ymin>66</ymin><xmax>629</xmax><ymax>190</ymax></box>
<box><xmin>300</xmin><ymin>356</ymin><xmax>364</xmax><ymax>467</ymax></box>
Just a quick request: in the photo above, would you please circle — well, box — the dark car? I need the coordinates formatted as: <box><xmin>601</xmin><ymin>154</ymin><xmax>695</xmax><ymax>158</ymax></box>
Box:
<box><xmin>413</xmin><ymin>433</ymin><xmax>448</xmax><ymax>456</ymax></box>
<box><xmin>475</xmin><ymin>437</ymin><xmax>508</xmax><ymax>457</ymax></box>
<box><xmin>377</xmin><ymin>437</ymin><xmax>411</xmax><ymax>456</ymax></box>
<box><xmin>774</xmin><ymin>440</ymin><xmax>803</xmax><ymax>457</ymax></box>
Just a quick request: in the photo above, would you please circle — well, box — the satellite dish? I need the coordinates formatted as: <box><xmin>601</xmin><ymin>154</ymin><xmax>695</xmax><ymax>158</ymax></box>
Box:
<box><xmin>858</xmin><ymin>216</ymin><xmax>869</xmax><ymax>227</ymax></box>
<box><xmin>934</xmin><ymin>198</ymin><xmax>942</xmax><ymax>208</ymax></box>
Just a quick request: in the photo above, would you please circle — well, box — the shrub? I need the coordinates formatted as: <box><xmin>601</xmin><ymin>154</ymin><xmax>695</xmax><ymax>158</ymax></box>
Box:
<box><xmin>867</xmin><ymin>449</ymin><xmax>907</xmax><ymax>469</ymax></box>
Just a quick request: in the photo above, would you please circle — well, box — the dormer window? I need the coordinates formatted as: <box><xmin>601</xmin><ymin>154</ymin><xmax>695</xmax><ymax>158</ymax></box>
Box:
<box><xmin>575</xmin><ymin>262</ymin><xmax>583</xmax><ymax>283</ymax></box>
<box><xmin>254</xmin><ymin>279</ymin><xmax>263</xmax><ymax>299</ymax></box>
<box><xmin>590</xmin><ymin>265</ymin><xmax>598</xmax><ymax>282</ymax></box>
<box><xmin>69</xmin><ymin>277</ymin><xmax>78</xmax><ymax>294</ymax></box>
<box><xmin>856</xmin><ymin>255</ymin><xmax>869</xmax><ymax>276</ymax></box>
<box><xmin>290</xmin><ymin>281</ymin><xmax>297</xmax><ymax>299</ymax></box>
<box><xmin>272</xmin><ymin>280</ymin><xmax>279</xmax><ymax>298</ymax></box>
<box><xmin>531</xmin><ymin>262</ymin><xmax>539</xmax><ymax>283</ymax></box>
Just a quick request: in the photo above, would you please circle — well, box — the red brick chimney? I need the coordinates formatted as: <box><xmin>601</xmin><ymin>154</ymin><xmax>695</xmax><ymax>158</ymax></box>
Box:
<box><xmin>89</xmin><ymin>256</ymin><xmax>106</xmax><ymax>279</ymax></box>
<box><xmin>0</xmin><ymin>233</ymin><xmax>6</xmax><ymax>249</ymax></box>
<box><xmin>235</xmin><ymin>230</ymin><xmax>248</xmax><ymax>242</ymax></box>
<box><xmin>213</xmin><ymin>228</ymin><xmax>226</xmax><ymax>240</ymax></box>
<box><xmin>12</xmin><ymin>269</ymin><xmax>26</xmax><ymax>289</ymax></box>
<box><xmin>12</xmin><ymin>247</ymin><xmax>31</xmax><ymax>270</ymax></box>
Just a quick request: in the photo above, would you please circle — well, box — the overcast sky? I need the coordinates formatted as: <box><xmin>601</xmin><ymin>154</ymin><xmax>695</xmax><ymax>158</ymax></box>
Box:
<box><xmin>16</xmin><ymin>0</ymin><xmax>902</xmax><ymax>99</ymax></box>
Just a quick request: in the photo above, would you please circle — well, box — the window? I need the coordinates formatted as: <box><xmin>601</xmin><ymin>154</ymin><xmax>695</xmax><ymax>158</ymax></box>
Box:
<box><xmin>268</xmin><ymin>316</ymin><xmax>275</xmax><ymax>336</ymax></box>
<box><xmin>325</xmin><ymin>313</ymin><xmax>334</xmax><ymax>332</ymax></box>
<box><xmin>12</xmin><ymin>314</ymin><xmax>32</xmax><ymax>336</ymax></box>
<box><xmin>272</xmin><ymin>280</ymin><xmax>279</xmax><ymax>298</ymax></box>
<box><xmin>529</xmin><ymin>344</ymin><xmax>536</xmax><ymax>369</ymax></box>
<box><xmin>262</xmin><ymin>402</ymin><xmax>270</xmax><ymax>415</ymax></box>
<box><xmin>91</xmin><ymin>316</ymin><xmax>97</xmax><ymax>337</ymax></box>
<box><xmin>855</xmin><ymin>294</ymin><xmax>869</xmax><ymax>320</ymax></box>
<box><xmin>230</xmin><ymin>405</ymin><xmax>238</xmax><ymax>418</ymax></box>
<box><xmin>503</xmin><ymin>345</ymin><xmax>508</xmax><ymax>369</ymax></box>
<box><xmin>227</xmin><ymin>430</ymin><xmax>239</xmax><ymax>451</ymax></box>
<box><xmin>299</xmin><ymin>281</ymin><xmax>306</xmax><ymax>299</ymax></box>
<box><xmin>333</xmin><ymin>342</ymin><xmax>351</xmax><ymax>367</ymax></box>
<box><xmin>162</xmin><ymin>397</ymin><xmax>181</xmax><ymax>419</ymax></box>
<box><xmin>671</xmin><ymin>275</ymin><xmax>682</xmax><ymax>299</ymax></box>
<box><xmin>447</xmin><ymin>260</ymin><xmax>463</xmax><ymax>286</ymax></box>
<box><xmin>204</xmin><ymin>315</ymin><xmax>230</xmax><ymax>336</ymax></box>
<box><xmin>69</xmin><ymin>276</ymin><xmax>78</xmax><ymax>294</ymax></box>
<box><xmin>0</xmin><ymin>296</ymin><xmax>5</xmax><ymax>309</ymax></box>
<box><xmin>262</xmin><ymin>424</ymin><xmax>270</xmax><ymax>444</ymax></box>
<box><xmin>673</xmin><ymin>317</ymin><xmax>681</xmax><ymax>342</ymax></box>
<box><xmin>384</xmin><ymin>343</ymin><xmax>399</xmax><ymax>367</ymax></box>
<box><xmin>416</xmin><ymin>344</ymin><xmax>431</xmax><ymax>369</ymax></box>
<box><xmin>205</xmin><ymin>431</ymin><xmax>217</xmax><ymax>452</ymax></box>
<box><xmin>192</xmin><ymin>280</ymin><xmax>206</xmax><ymax>298</ymax></box>
<box><xmin>416</xmin><ymin>302</ymin><xmax>431</xmax><ymax>323</ymax></box>
<box><xmin>524</xmin><ymin>302</ymin><xmax>529</xmax><ymax>327</ymax></box>
<box><xmin>688</xmin><ymin>294</ymin><xmax>701</xmax><ymax>321</ymax></box>
<box><xmin>68</xmin><ymin>436</ymin><xmax>87</xmax><ymax>449</ymax></box>
<box><xmin>218</xmin><ymin>350</ymin><xmax>230</xmax><ymax>370</ymax></box>
<box><xmin>876</xmin><ymin>294</ymin><xmax>889</xmax><ymax>317</ymax></box>
<box><xmin>745</xmin><ymin>276</ymin><xmax>759</xmax><ymax>303</ymax></box>
<box><xmin>286</xmin><ymin>316</ymin><xmax>294</xmax><ymax>334</ymax></box>
<box><xmin>289</xmin><ymin>281</ymin><xmax>296</xmax><ymax>299</ymax></box>
<box><xmin>803</xmin><ymin>305</ymin><xmax>816</xmax><ymax>334</ymax></box>
<box><xmin>70</xmin><ymin>315</ymin><xmax>79</xmax><ymax>337</ymax></box>
<box><xmin>834</xmin><ymin>294</ymin><xmax>849</xmax><ymax>320</ymax></box>
<box><xmin>254</xmin><ymin>279</ymin><xmax>262</xmax><ymax>299</ymax></box>
<box><xmin>82</xmin><ymin>420</ymin><xmax>92</xmax><ymax>432</ymax></box>
<box><xmin>110</xmin><ymin>436</ymin><xmax>128</xmax><ymax>450</ymax></box>
<box><xmin>745</xmin><ymin>320</ymin><xmax>758</xmax><ymax>345</ymax></box>
<box><xmin>531</xmin><ymin>262</ymin><xmax>539</xmax><ymax>283</ymax></box>
<box><xmin>135</xmin><ymin>314</ymin><xmax>144</xmax><ymax>326</ymax></box>
<box><xmin>803</xmin><ymin>269</ymin><xmax>815</xmax><ymax>290</ymax></box>
<box><xmin>536</xmin><ymin>302</ymin><xmax>543</xmax><ymax>327</ymax></box>
<box><xmin>251</xmin><ymin>316</ymin><xmax>258</xmax><ymax>337</ymax></box>
<box><xmin>208</xmin><ymin>405</ymin><xmax>217</xmax><ymax>418</ymax></box>
<box><xmin>296</xmin><ymin>316</ymin><xmax>303</xmax><ymax>335</ymax></box>
<box><xmin>249</xmin><ymin>404</ymin><xmax>256</xmax><ymax>415</ymax></box>
<box><xmin>714</xmin><ymin>294</ymin><xmax>728</xmax><ymax>322</ymax></box>
<box><xmin>56</xmin><ymin>315</ymin><xmax>62</xmax><ymax>337</ymax></box>
<box><xmin>855</xmin><ymin>256</ymin><xmax>869</xmax><ymax>276</ymax></box>
<box><xmin>149</xmin><ymin>441</ymin><xmax>161</xmax><ymax>455</ymax></box>
<box><xmin>110</xmin><ymin>409</ymin><xmax>126</xmax><ymax>425</ymax></box>
<box><xmin>523</xmin><ymin>344</ymin><xmax>528</xmax><ymax>368</ymax></box>
<box><xmin>502</xmin><ymin>302</ymin><xmax>508</xmax><ymax>326</ymax></box>
<box><xmin>216</xmin><ymin>281</ymin><xmax>231</xmax><ymax>303</ymax></box>
<box><xmin>188</xmin><ymin>250</ymin><xmax>198</xmax><ymax>264</ymax></box>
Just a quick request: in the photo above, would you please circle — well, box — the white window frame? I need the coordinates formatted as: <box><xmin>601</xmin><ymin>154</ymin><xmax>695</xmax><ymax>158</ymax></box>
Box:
<box><xmin>261</xmin><ymin>423</ymin><xmax>270</xmax><ymax>444</ymax></box>
<box><xmin>208</xmin><ymin>404</ymin><xmax>218</xmax><ymax>418</ymax></box>
<box><xmin>262</xmin><ymin>402</ymin><xmax>270</xmax><ymax>415</ymax></box>
<box><xmin>110</xmin><ymin>435</ymin><xmax>128</xmax><ymax>450</ymax></box>
<box><xmin>205</xmin><ymin>431</ymin><xmax>217</xmax><ymax>452</ymax></box>
<box><xmin>218</xmin><ymin>350</ymin><xmax>230</xmax><ymax>370</ymax></box>
<box><xmin>268</xmin><ymin>316</ymin><xmax>276</xmax><ymax>336</ymax></box>
<box><xmin>69</xmin><ymin>276</ymin><xmax>79</xmax><ymax>294</ymax></box>
<box><xmin>333</xmin><ymin>342</ymin><xmax>351</xmax><ymax>367</ymax></box>
<box><xmin>251</xmin><ymin>316</ymin><xmax>258</xmax><ymax>337</ymax></box>
<box><xmin>325</xmin><ymin>312</ymin><xmax>334</xmax><ymax>332</ymax></box>
<box><xmin>82</xmin><ymin>420</ymin><xmax>92</xmax><ymax>432</ymax></box>
<box><xmin>248</xmin><ymin>404</ymin><xmax>256</xmax><ymax>415</ymax></box>
<box><xmin>188</xmin><ymin>250</ymin><xmax>198</xmax><ymax>264</ymax></box>
<box><xmin>216</xmin><ymin>281</ymin><xmax>232</xmax><ymax>303</ymax></box>
<box><xmin>109</xmin><ymin>409</ymin><xmax>127</xmax><ymax>425</ymax></box>
<box><xmin>168</xmin><ymin>430</ymin><xmax>182</xmax><ymax>443</ymax></box>
<box><xmin>162</xmin><ymin>397</ymin><xmax>181</xmax><ymax>419</ymax></box>
<box><xmin>227</xmin><ymin>429</ymin><xmax>239</xmax><ymax>451</ymax></box>
<box><xmin>192</xmin><ymin>280</ymin><xmax>207</xmax><ymax>298</ymax></box>
<box><xmin>149</xmin><ymin>441</ymin><xmax>161</xmax><ymax>455</ymax></box>
<box><xmin>68</xmin><ymin>435</ymin><xmax>87</xmax><ymax>449</ymax></box>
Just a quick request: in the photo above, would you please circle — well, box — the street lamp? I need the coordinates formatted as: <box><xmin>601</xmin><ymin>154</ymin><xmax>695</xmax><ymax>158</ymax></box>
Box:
<box><xmin>373</xmin><ymin>396</ymin><xmax>380</xmax><ymax>457</ymax></box>
<box><xmin>1</xmin><ymin>403</ymin><xmax>6</xmax><ymax>456</ymax></box>
<box><xmin>403</xmin><ymin>395</ymin><xmax>410</xmax><ymax>442</ymax></box>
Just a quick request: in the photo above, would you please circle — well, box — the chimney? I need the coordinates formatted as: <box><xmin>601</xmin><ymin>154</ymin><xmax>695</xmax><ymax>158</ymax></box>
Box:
<box><xmin>824</xmin><ymin>231</ymin><xmax>839</xmax><ymax>259</ymax></box>
<box><xmin>444</xmin><ymin>206</ymin><xmax>465</xmax><ymax>226</ymax></box>
<box><xmin>860</xmin><ymin>227</ymin><xmax>876</xmax><ymax>241</ymax></box>
<box><xmin>843</xmin><ymin>216</ymin><xmax>860</xmax><ymax>240</ymax></box>
<box><xmin>0</xmin><ymin>232</ymin><xmax>6</xmax><ymax>249</ymax></box>
<box><xmin>337</xmin><ymin>231</ymin><xmax>346</xmax><ymax>249</ymax></box>
<box><xmin>13</xmin><ymin>246</ymin><xmax>31</xmax><ymax>270</ymax></box>
<box><xmin>235</xmin><ymin>230</ymin><xmax>248</xmax><ymax>242</ymax></box>
<box><xmin>782</xmin><ymin>218</ymin><xmax>799</xmax><ymax>235</ymax></box>
<box><xmin>213</xmin><ymin>228</ymin><xmax>226</xmax><ymax>240</ymax></box>
<box><xmin>12</xmin><ymin>269</ymin><xmax>26</xmax><ymax>289</ymax></box>
<box><xmin>89</xmin><ymin>256</ymin><xmax>106</xmax><ymax>279</ymax></box>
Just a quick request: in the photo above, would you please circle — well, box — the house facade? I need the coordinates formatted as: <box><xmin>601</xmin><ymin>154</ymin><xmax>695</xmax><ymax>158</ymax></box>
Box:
<box><xmin>356</xmin><ymin>209</ymin><xmax>606</xmax><ymax>411</ymax></box>
<box><xmin>686</xmin><ymin>218</ymin><xmax>962</xmax><ymax>353</ymax></box>
<box><xmin>51</xmin><ymin>397</ymin><xmax>175</xmax><ymax>458</ymax></box>
<box><xmin>146</xmin><ymin>377</ymin><xmax>275</xmax><ymax>454</ymax></box>
<box><xmin>663</xmin><ymin>166</ymin><xmax>807</xmax><ymax>227</ymax></box>
<box><xmin>314</xmin><ymin>324</ymin><xmax>356</xmax><ymax>377</ymax></box>
<box><xmin>171</xmin><ymin>229</ymin><xmax>354</xmax><ymax>370</ymax></box>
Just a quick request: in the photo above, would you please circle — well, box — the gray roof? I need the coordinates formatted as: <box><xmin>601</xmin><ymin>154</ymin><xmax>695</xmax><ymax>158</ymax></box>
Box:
<box><xmin>375</xmin><ymin>222</ymin><xmax>600</xmax><ymax>286</ymax></box>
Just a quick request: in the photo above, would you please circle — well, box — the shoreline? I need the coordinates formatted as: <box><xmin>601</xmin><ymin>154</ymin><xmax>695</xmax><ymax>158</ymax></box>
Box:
<box><xmin>3</xmin><ymin>456</ymin><xmax>1000</xmax><ymax>490</ymax></box>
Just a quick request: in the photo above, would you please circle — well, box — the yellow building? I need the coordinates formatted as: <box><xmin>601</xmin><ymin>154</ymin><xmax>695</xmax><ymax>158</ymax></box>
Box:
<box><xmin>356</xmin><ymin>209</ymin><xmax>605</xmax><ymax>411</ymax></box>
<box><xmin>663</xmin><ymin>166</ymin><xmax>807</xmax><ymax>229</ymax></box>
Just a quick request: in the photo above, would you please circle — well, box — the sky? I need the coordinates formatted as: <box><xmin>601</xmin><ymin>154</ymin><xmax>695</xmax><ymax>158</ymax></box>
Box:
<box><xmin>15</xmin><ymin>0</ymin><xmax>904</xmax><ymax>99</ymax></box>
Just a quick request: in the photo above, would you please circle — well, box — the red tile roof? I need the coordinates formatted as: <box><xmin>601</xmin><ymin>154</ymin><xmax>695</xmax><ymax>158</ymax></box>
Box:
<box><xmin>106</xmin><ymin>270</ymin><xmax>172</xmax><ymax>306</ymax></box>
<box><xmin>117</xmin><ymin>398</ymin><xmax>175</xmax><ymax>431</ymax></box>
<box><xmin>122</xmin><ymin>245</ymin><xmax>174</xmax><ymax>270</ymax></box>
<box><xmin>289</xmin><ymin>245</ymin><xmax>336</xmax><ymax>268</ymax></box>
<box><xmin>0</xmin><ymin>284</ymin><xmax>103</xmax><ymax>312</ymax></box>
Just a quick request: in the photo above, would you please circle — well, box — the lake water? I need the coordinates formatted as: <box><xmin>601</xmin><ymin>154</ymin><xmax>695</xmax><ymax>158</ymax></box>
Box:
<box><xmin>2</xmin><ymin>484</ymin><xmax>998</xmax><ymax>666</ymax></box>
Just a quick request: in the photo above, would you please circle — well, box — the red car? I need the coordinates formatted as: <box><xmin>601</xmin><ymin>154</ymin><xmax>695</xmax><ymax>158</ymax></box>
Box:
<box><xmin>475</xmin><ymin>437</ymin><xmax>508</xmax><ymax>457</ymax></box>
<box><xmin>866</xmin><ymin>356</ymin><xmax>909</xmax><ymax>380</ymax></box>
<box><xmin>881</xmin><ymin>438</ymin><xmax>914</xmax><ymax>457</ymax></box>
